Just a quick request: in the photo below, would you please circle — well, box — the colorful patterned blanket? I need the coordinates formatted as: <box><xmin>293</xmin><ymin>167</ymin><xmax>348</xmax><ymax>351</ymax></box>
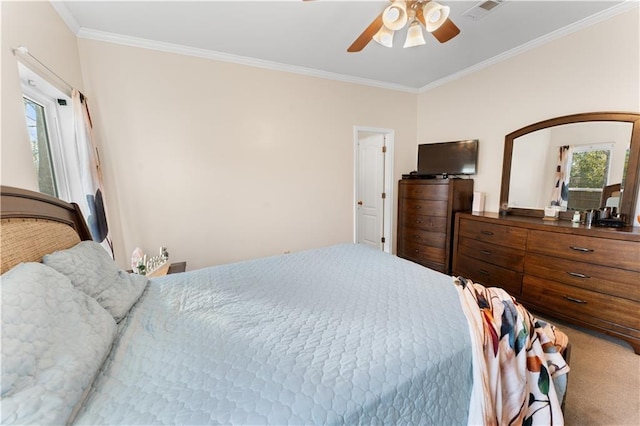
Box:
<box><xmin>453</xmin><ymin>276</ymin><xmax>570</xmax><ymax>426</ymax></box>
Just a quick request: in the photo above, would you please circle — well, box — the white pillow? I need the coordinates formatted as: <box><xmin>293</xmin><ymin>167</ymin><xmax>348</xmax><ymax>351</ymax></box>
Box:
<box><xmin>1</xmin><ymin>262</ymin><xmax>117</xmax><ymax>425</ymax></box>
<box><xmin>43</xmin><ymin>241</ymin><xmax>148</xmax><ymax>322</ymax></box>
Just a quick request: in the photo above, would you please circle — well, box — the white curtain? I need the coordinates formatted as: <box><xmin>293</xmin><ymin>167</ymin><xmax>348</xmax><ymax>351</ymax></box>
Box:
<box><xmin>549</xmin><ymin>145</ymin><xmax>572</xmax><ymax>208</ymax></box>
<box><xmin>71</xmin><ymin>89</ymin><xmax>113</xmax><ymax>257</ymax></box>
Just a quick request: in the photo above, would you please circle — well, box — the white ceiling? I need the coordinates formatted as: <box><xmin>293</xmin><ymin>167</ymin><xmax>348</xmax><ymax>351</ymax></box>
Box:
<box><xmin>53</xmin><ymin>0</ymin><xmax>636</xmax><ymax>92</ymax></box>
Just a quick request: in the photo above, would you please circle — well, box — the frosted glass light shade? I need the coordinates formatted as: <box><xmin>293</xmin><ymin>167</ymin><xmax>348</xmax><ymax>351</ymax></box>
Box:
<box><xmin>382</xmin><ymin>0</ymin><xmax>408</xmax><ymax>31</ymax></box>
<box><xmin>403</xmin><ymin>21</ymin><xmax>426</xmax><ymax>48</ymax></box>
<box><xmin>373</xmin><ymin>25</ymin><xmax>394</xmax><ymax>48</ymax></box>
<box><xmin>422</xmin><ymin>1</ymin><xmax>450</xmax><ymax>32</ymax></box>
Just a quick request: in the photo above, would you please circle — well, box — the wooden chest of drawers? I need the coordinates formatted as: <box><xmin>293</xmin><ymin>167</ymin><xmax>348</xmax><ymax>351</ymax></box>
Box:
<box><xmin>523</xmin><ymin>230</ymin><xmax>640</xmax><ymax>345</ymax></box>
<box><xmin>453</xmin><ymin>212</ymin><xmax>640</xmax><ymax>354</ymax></box>
<box><xmin>455</xmin><ymin>217</ymin><xmax>526</xmax><ymax>295</ymax></box>
<box><xmin>397</xmin><ymin>179</ymin><xmax>473</xmax><ymax>273</ymax></box>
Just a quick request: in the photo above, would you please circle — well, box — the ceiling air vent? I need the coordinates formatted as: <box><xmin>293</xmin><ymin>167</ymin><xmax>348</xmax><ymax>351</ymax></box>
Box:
<box><xmin>462</xmin><ymin>0</ymin><xmax>507</xmax><ymax>21</ymax></box>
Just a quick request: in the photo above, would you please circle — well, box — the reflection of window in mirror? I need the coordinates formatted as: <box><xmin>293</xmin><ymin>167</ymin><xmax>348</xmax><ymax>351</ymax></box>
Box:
<box><xmin>567</xmin><ymin>144</ymin><xmax>612</xmax><ymax>210</ymax></box>
<box><xmin>509</xmin><ymin>121</ymin><xmax>632</xmax><ymax>211</ymax></box>
<box><xmin>622</xmin><ymin>148</ymin><xmax>629</xmax><ymax>185</ymax></box>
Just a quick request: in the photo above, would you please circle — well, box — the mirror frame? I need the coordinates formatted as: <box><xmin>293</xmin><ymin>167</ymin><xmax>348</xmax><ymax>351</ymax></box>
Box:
<box><xmin>500</xmin><ymin>112</ymin><xmax>640</xmax><ymax>225</ymax></box>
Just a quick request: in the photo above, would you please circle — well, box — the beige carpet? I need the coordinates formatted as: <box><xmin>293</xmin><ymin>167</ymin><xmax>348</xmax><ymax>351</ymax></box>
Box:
<box><xmin>547</xmin><ymin>318</ymin><xmax>640</xmax><ymax>425</ymax></box>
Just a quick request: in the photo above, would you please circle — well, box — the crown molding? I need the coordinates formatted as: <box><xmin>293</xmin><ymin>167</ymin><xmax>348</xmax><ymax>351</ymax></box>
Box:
<box><xmin>76</xmin><ymin>28</ymin><xmax>418</xmax><ymax>94</ymax></box>
<box><xmin>52</xmin><ymin>0</ymin><xmax>636</xmax><ymax>95</ymax></box>
<box><xmin>50</xmin><ymin>0</ymin><xmax>416</xmax><ymax>93</ymax></box>
<box><xmin>49</xmin><ymin>0</ymin><xmax>80</xmax><ymax>34</ymax></box>
<box><xmin>418</xmin><ymin>1</ymin><xmax>640</xmax><ymax>93</ymax></box>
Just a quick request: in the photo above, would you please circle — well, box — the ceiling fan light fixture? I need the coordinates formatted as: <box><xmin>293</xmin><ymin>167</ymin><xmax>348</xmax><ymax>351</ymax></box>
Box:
<box><xmin>373</xmin><ymin>25</ymin><xmax>394</xmax><ymax>48</ymax></box>
<box><xmin>403</xmin><ymin>20</ymin><xmax>426</xmax><ymax>48</ymax></box>
<box><xmin>382</xmin><ymin>0</ymin><xmax>408</xmax><ymax>31</ymax></box>
<box><xmin>422</xmin><ymin>1</ymin><xmax>450</xmax><ymax>32</ymax></box>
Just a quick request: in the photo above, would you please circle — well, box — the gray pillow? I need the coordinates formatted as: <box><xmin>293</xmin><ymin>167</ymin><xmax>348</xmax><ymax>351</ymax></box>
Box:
<box><xmin>43</xmin><ymin>241</ymin><xmax>148</xmax><ymax>322</ymax></box>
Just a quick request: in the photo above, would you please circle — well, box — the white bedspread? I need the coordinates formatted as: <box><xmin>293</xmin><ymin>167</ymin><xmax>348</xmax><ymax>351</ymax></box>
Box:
<box><xmin>72</xmin><ymin>244</ymin><xmax>473</xmax><ymax>425</ymax></box>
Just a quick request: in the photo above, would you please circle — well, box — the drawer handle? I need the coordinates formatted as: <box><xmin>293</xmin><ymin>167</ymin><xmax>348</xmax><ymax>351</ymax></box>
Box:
<box><xmin>414</xmin><ymin>249</ymin><xmax>420</xmax><ymax>254</ymax></box>
<box><xmin>414</xmin><ymin>205</ymin><xmax>422</xmax><ymax>209</ymax></box>
<box><xmin>567</xmin><ymin>271</ymin><xmax>591</xmax><ymax>279</ymax></box>
<box><xmin>413</xmin><ymin>234</ymin><xmax>421</xmax><ymax>239</ymax></box>
<box><xmin>478</xmin><ymin>269</ymin><xmax>490</xmax><ymax>275</ymax></box>
<box><xmin>569</xmin><ymin>246</ymin><xmax>594</xmax><ymax>253</ymax></box>
<box><xmin>563</xmin><ymin>296</ymin><xmax>587</xmax><ymax>304</ymax></box>
<box><xmin>481</xmin><ymin>231</ymin><xmax>494</xmax><ymax>236</ymax></box>
<box><xmin>480</xmin><ymin>250</ymin><xmax>492</xmax><ymax>256</ymax></box>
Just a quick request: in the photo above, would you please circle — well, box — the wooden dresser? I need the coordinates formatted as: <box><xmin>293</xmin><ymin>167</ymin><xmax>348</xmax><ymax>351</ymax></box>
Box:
<box><xmin>453</xmin><ymin>212</ymin><xmax>640</xmax><ymax>354</ymax></box>
<box><xmin>397</xmin><ymin>178</ymin><xmax>473</xmax><ymax>274</ymax></box>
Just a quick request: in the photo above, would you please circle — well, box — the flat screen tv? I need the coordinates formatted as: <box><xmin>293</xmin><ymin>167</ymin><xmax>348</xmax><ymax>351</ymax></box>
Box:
<box><xmin>417</xmin><ymin>139</ymin><xmax>478</xmax><ymax>177</ymax></box>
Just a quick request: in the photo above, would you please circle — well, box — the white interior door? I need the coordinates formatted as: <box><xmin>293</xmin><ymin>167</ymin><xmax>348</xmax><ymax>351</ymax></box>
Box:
<box><xmin>356</xmin><ymin>133</ymin><xmax>386</xmax><ymax>250</ymax></box>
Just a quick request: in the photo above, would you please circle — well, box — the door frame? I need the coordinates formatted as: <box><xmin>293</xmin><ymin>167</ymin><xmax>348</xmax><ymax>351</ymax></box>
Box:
<box><xmin>353</xmin><ymin>126</ymin><xmax>395</xmax><ymax>253</ymax></box>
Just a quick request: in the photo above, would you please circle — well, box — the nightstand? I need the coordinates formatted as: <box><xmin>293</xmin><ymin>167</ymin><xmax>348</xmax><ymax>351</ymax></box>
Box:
<box><xmin>168</xmin><ymin>261</ymin><xmax>186</xmax><ymax>274</ymax></box>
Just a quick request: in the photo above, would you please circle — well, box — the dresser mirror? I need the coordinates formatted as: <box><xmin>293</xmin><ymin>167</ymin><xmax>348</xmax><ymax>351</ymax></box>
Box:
<box><xmin>500</xmin><ymin>112</ymin><xmax>640</xmax><ymax>225</ymax></box>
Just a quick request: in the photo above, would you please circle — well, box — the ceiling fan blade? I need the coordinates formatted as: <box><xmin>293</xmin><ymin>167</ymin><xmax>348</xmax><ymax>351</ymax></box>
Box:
<box><xmin>416</xmin><ymin>8</ymin><xmax>460</xmax><ymax>44</ymax></box>
<box><xmin>416</xmin><ymin>7</ymin><xmax>427</xmax><ymax>26</ymax></box>
<box><xmin>431</xmin><ymin>18</ymin><xmax>460</xmax><ymax>43</ymax></box>
<box><xmin>347</xmin><ymin>13</ymin><xmax>384</xmax><ymax>52</ymax></box>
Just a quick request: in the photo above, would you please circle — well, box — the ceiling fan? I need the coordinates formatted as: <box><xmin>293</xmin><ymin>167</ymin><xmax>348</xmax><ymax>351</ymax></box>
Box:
<box><xmin>347</xmin><ymin>0</ymin><xmax>460</xmax><ymax>52</ymax></box>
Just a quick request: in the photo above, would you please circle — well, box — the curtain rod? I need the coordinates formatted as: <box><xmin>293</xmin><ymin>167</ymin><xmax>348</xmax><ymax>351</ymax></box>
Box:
<box><xmin>12</xmin><ymin>46</ymin><xmax>75</xmax><ymax>94</ymax></box>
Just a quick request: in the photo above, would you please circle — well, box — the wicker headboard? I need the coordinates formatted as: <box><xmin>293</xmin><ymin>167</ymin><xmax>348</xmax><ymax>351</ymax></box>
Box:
<box><xmin>0</xmin><ymin>186</ymin><xmax>92</xmax><ymax>274</ymax></box>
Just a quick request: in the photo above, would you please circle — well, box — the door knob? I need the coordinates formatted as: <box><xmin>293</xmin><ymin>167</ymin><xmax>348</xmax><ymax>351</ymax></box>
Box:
<box><xmin>357</xmin><ymin>201</ymin><xmax>363</xmax><ymax>205</ymax></box>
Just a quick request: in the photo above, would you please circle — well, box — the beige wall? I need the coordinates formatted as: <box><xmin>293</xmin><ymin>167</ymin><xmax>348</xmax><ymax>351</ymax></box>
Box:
<box><xmin>2</xmin><ymin>2</ymin><xmax>638</xmax><ymax>271</ymax></box>
<box><xmin>417</xmin><ymin>8</ymin><xmax>640</xmax><ymax>213</ymax></box>
<box><xmin>77</xmin><ymin>39</ymin><xmax>417</xmax><ymax>269</ymax></box>
<box><xmin>1</xmin><ymin>0</ymin><xmax>84</xmax><ymax>189</ymax></box>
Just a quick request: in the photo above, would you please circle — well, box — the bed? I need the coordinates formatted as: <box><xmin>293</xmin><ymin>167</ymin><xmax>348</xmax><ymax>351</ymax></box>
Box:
<box><xmin>0</xmin><ymin>185</ymin><xmax>569</xmax><ymax>425</ymax></box>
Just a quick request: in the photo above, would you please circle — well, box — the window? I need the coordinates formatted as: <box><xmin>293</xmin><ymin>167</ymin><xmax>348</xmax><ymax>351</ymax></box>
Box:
<box><xmin>23</xmin><ymin>97</ymin><xmax>58</xmax><ymax>197</ymax></box>
<box><xmin>567</xmin><ymin>144</ymin><xmax>612</xmax><ymax>210</ymax></box>
<box><xmin>19</xmin><ymin>62</ymin><xmax>72</xmax><ymax>200</ymax></box>
<box><xmin>17</xmin><ymin>61</ymin><xmax>113</xmax><ymax>256</ymax></box>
